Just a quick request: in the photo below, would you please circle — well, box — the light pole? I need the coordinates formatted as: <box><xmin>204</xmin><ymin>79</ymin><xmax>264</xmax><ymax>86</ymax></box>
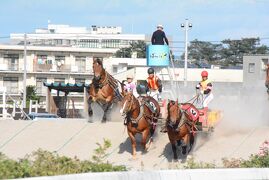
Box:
<box><xmin>23</xmin><ymin>33</ymin><xmax>27</xmax><ymax>108</ymax></box>
<box><xmin>181</xmin><ymin>19</ymin><xmax>192</xmax><ymax>87</ymax></box>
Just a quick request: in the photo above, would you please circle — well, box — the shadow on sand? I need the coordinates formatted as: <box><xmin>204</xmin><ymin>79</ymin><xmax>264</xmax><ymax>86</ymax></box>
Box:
<box><xmin>118</xmin><ymin>134</ymin><xmax>151</xmax><ymax>155</ymax></box>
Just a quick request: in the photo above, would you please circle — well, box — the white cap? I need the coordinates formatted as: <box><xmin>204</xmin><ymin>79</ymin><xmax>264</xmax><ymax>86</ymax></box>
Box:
<box><xmin>157</xmin><ymin>24</ymin><xmax>163</xmax><ymax>29</ymax></box>
<box><xmin>127</xmin><ymin>74</ymin><xmax>134</xmax><ymax>79</ymax></box>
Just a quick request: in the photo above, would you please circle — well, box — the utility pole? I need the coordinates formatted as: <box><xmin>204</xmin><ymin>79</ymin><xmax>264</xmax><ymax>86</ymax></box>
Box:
<box><xmin>23</xmin><ymin>33</ymin><xmax>27</xmax><ymax>108</ymax></box>
<box><xmin>181</xmin><ymin>19</ymin><xmax>192</xmax><ymax>87</ymax></box>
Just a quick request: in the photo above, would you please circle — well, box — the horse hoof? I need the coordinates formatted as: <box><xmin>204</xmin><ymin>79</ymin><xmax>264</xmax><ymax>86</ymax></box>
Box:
<box><xmin>181</xmin><ymin>158</ymin><xmax>187</xmax><ymax>163</ymax></box>
<box><xmin>101</xmin><ymin>120</ymin><xmax>106</xmax><ymax>123</ymax></box>
<box><xmin>88</xmin><ymin>120</ymin><xmax>93</xmax><ymax>123</ymax></box>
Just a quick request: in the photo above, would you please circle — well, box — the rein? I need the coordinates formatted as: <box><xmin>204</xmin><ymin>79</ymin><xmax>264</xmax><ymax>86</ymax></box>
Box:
<box><xmin>94</xmin><ymin>68</ymin><xmax>123</xmax><ymax>100</ymax></box>
<box><xmin>94</xmin><ymin>70</ymin><xmax>108</xmax><ymax>88</ymax></box>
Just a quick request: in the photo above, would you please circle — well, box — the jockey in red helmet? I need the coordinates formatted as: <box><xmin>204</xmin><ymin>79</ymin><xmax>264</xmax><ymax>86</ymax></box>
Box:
<box><xmin>196</xmin><ymin>70</ymin><xmax>214</xmax><ymax>108</ymax></box>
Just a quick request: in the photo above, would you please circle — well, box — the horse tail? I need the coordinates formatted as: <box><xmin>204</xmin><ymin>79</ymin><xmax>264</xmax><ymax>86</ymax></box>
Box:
<box><xmin>188</xmin><ymin>133</ymin><xmax>196</xmax><ymax>153</ymax></box>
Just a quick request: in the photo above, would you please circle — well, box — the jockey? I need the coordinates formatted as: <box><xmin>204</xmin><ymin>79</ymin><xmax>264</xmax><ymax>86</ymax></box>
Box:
<box><xmin>146</xmin><ymin>67</ymin><xmax>162</xmax><ymax>101</ymax></box>
<box><xmin>196</xmin><ymin>70</ymin><xmax>214</xmax><ymax>109</ymax></box>
<box><xmin>123</xmin><ymin>74</ymin><xmax>139</xmax><ymax>97</ymax></box>
<box><xmin>151</xmin><ymin>24</ymin><xmax>169</xmax><ymax>45</ymax></box>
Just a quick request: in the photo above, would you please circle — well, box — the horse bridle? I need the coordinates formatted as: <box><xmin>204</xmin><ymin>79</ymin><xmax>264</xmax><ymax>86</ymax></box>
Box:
<box><xmin>168</xmin><ymin>101</ymin><xmax>183</xmax><ymax>125</ymax></box>
<box><xmin>124</xmin><ymin>94</ymin><xmax>134</xmax><ymax>113</ymax></box>
<box><xmin>93</xmin><ymin>69</ymin><xmax>108</xmax><ymax>88</ymax></box>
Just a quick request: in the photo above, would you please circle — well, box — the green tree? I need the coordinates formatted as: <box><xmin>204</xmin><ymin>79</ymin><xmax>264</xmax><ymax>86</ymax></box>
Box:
<box><xmin>26</xmin><ymin>86</ymin><xmax>40</xmax><ymax>107</ymax></box>
<box><xmin>221</xmin><ymin>37</ymin><xmax>266</xmax><ymax>65</ymax></box>
<box><xmin>181</xmin><ymin>37</ymin><xmax>269</xmax><ymax>67</ymax></box>
<box><xmin>186</xmin><ymin>39</ymin><xmax>223</xmax><ymax>64</ymax></box>
<box><xmin>115</xmin><ymin>40</ymin><xmax>146</xmax><ymax>58</ymax></box>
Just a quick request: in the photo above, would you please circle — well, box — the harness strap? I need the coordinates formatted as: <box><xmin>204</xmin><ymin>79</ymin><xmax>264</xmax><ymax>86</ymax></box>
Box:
<box><xmin>98</xmin><ymin>71</ymin><xmax>123</xmax><ymax>101</ymax></box>
<box><xmin>176</xmin><ymin>110</ymin><xmax>187</xmax><ymax>131</ymax></box>
<box><xmin>130</xmin><ymin>100</ymin><xmax>144</xmax><ymax>122</ymax></box>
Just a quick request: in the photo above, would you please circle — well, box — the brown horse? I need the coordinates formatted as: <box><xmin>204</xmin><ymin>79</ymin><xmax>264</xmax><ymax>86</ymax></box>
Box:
<box><xmin>88</xmin><ymin>58</ymin><xmax>123</xmax><ymax>122</ymax></box>
<box><xmin>120</xmin><ymin>92</ymin><xmax>160</xmax><ymax>158</ymax></box>
<box><xmin>166</xmin><ymin>100</ymin><xmax>195</xmax><ymax>160</ymax></box>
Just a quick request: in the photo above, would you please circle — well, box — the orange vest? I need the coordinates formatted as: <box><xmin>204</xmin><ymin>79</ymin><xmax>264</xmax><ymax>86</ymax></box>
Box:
<box><xmin>147</xmin><ymin>76</ymin><xmax>159</xmax><ymax>90</ymax></box>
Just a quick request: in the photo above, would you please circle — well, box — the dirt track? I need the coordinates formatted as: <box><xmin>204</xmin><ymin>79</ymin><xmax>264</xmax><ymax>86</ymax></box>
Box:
<box><xmin>0</xmin><ymin>118</ymin><xmax>268</xmax><ymax>170</ymax></box>
<box><xmin>0</xmin><ymin>86</ymin><xmax>268</xmax><ymax>170</ymax></box>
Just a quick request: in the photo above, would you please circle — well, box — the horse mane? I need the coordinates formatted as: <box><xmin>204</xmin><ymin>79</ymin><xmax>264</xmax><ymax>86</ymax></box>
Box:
<box><xmin>94</xmin><ymin>58</ymin><xmax>103</xmax><ymax>67</ymax></box>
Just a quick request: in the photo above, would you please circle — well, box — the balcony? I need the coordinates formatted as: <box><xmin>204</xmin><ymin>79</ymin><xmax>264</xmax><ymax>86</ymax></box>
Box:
<box><xmin>0</xmin><ymin>64</ymin><xmax>19</xmax><ymax>71</ymax></box>
<box><xmin>34</xmin><ymin>64</ymin><xmax>71</xmax><ymax>72</ymax></box>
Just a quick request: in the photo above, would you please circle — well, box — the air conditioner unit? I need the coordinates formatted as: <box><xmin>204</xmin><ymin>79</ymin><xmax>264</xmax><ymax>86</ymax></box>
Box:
<box><xmin>71</xmin><ymin>66</ymin><xmax>78</xmax><ymax>72</ymax></box>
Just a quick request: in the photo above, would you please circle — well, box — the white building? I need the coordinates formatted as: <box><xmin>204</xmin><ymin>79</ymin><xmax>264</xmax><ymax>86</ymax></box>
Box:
<box><xmin>0</xmin><ymin>24</ymin><xmax>145</xmax><ymax>98</ymax></box>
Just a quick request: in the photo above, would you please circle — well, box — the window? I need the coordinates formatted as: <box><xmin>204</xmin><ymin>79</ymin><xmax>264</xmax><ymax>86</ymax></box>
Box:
<box><xmin>54</xmin><ymin>39</ymin><xmax>62</xmax><ymax>45</ymax></box>
<box><xmin>248</xmin><ymin>63</ymin><xmax>255</xmax><ymax>73</ymax></box>
<box><xmin>4</xmin><ymin>54</ymin><xmax>19</xmax><ymax>71</ymax></box>
<box><xmin>3</xmin><ymin>77</ymin><xmax>19</xmax><ymax>94</ymax></box>
<box><xmin>75</xmin><ymin>78</ymin><xmax>85</xmax><ymax>84</ymax></box>
<box><xmin>113</xmin><ymin>66</ymin><xmax>118</xmax><ymax>73</ymax></box>
<box><xmin>101</xmin><ymin>39</ymin><xmax>120</xmax><ymax>48</ymax></box>
<box><xmin>75</xmin><ymin>56</ymin><xmax>86</xmax><ymax>72</ymax></box>
<box><xmin>78</xmin><ymin>39</ymin><xmax>99</xmax><ymax>48</ymax></box>
<box><xmin>55</xmin><ymin>56</ymin><xmax>65</xmax><ymax>65</ymax></box>
<box><xmin>36</xmin><ymin>77</ymin><xmax>47</xmax><ymax>94</ymax></box>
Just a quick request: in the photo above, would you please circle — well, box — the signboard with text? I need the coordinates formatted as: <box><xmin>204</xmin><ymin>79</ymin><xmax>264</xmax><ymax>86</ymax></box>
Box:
<box><xmin>147</xmin><ymin>45</ymin><xmax>170</xmax><ymax>66</ymax></box>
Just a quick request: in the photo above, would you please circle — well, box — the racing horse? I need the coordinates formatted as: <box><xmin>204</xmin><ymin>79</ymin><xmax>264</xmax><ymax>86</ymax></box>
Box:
<box><xmin>166</xmin><ymin>100</ymin><xmax>195</xmax><ymax>160</ymax></box>
<box><xmin>88</xmin><ymin>58</ymin><xmax>123</xmax><ymax>123</ymax></box>
<box><xmin>120</xmin><ymin>92</ymin><xmax>160</xmax><ymax>158</ymax></box>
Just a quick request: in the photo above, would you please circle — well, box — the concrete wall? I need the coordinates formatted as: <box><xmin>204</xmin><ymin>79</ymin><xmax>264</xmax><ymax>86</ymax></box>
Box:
<box><xmin>23</xmin><ymin>168</ymin><xmax>269</xmax><ymax>180</ymax></box>
<box><xmin>243</xmin><ymin>55</ymin><xmax>269</xmax><ymax>87</ymax></box>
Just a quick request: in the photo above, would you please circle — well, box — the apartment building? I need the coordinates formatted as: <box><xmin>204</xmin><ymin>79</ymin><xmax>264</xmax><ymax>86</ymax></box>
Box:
<box><xmin>0</xmin><ymin>24</ymin><xmax>145</xmax><ymax>98</ymax></box>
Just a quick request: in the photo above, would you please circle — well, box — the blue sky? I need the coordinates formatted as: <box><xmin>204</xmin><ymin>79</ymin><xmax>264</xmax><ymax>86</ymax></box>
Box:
<box><xmin>0</xmin><ymin>0</ymin><xmax>269</xmax><ymax>51</ymax></box>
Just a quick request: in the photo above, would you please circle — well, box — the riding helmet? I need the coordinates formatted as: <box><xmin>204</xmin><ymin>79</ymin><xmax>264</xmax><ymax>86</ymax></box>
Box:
<box><xmin>147</xmin><ymin>68</ymin><xmax>155</xmax><ymax>74</ymax></box>
<box><xmin>201</xmin><ymin>70</ymin><xmax>208</xmax><ymax>77</ymax></box>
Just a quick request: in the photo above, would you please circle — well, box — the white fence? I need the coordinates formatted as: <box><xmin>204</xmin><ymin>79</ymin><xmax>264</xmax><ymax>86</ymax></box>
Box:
<box><xmin>21</xmin><ymin>168</ymin><xmax>269</xmax><ymax>180</ymax></box>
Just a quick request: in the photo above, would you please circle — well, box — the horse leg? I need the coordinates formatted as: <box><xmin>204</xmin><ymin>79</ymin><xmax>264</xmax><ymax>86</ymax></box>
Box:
<box><xmin>181</xmin><ymin>134</ymin><xmax>190</xmax><ymax>156</ymax></box>
<box><xmin>142</xmin><ymin>128</ymin><xmax>151</xmax><ymax>152</ymax></box>
<box><xmin>128</xmin><ymin>131</ymin><xmax>137</xmax><ymax>159</ymax></box>
<box><xmin>87</xmin><ymin>97</ymin><xmax>93</xmax><ymax>123</ymax></box>
<box><xmin>171</xmin><ymin>142</ymin><xmax>178</xmax><ymax>160</ymax></box>
<box><xmin>101</xmin><ymin>102</ymin><xmax>112</xmax><ymax>123</ymax></box>
<box><xmin>168</xmin><ymin>136</ymin><xmax>178</xmax><ymax>160</ymax></box>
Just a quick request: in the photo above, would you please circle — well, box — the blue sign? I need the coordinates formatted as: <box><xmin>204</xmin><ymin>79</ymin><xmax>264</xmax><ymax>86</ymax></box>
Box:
<box><xmin>147</xmin><ymin>45</ymin><xmax>170</xmax><ymax>66</ymax></box>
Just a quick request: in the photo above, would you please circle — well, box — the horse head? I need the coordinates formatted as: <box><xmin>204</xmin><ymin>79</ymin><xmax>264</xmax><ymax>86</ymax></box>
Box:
<box><xmin>93</xmin><ymin>58</ymin><xmax>104</xmax><ymax>81</ymax></box>
<box><xmin>167</xmin><ymin>99</ymin><xmax>182</xmax><ymax>124</ymax></box>
<box><xmin>120</xmin><ymin>92</ymin><xmax>134</xmax><ymax>116</ymax></box>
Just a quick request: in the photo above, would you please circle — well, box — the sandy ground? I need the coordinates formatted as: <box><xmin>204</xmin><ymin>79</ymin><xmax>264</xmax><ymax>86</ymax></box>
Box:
<box><xmin>0</xmin><ymin>117</ymin><xmax>268</xmax><ymax>170</ymax></box>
